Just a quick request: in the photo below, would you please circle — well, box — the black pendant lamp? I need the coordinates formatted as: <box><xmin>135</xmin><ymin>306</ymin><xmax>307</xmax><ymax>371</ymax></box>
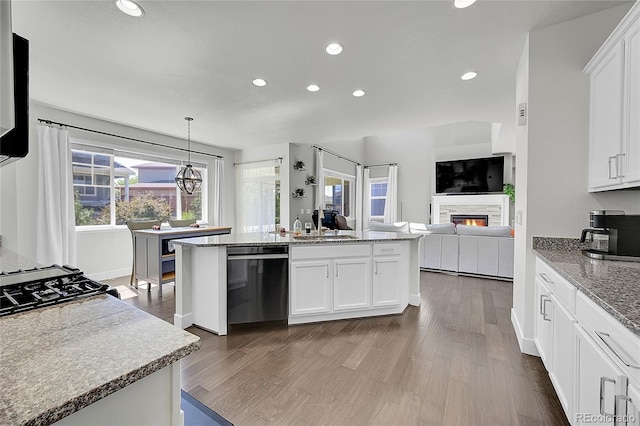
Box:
<box><xmin>175</xmin><ymin>117</ymin><xmax>203</xmax><ymax>195</ymax></box>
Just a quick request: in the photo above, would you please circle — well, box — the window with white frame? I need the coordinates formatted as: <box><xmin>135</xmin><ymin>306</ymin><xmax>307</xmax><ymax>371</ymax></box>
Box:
<box><xmin>369</xmin><ymin>178</ymin><xmax>388</xmax><ymax>220</ymax></box>
<box><xmin>323</xmin><ymin>170</ymin><xmax>354</xmax><ymax>217</ymax></box>
<box><xmin>72</xmin><ymin>145</ymin><xmax>207</xmax><ymax>227</ymax></box>
<box><xmin>235</xmin><ymin>160</ymin><xmax>281</xmax><ymax>233</ymax></box>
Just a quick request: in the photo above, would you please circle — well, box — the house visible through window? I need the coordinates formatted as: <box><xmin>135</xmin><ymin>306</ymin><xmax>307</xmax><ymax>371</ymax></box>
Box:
<box><xmin>370</xmin><ymin>179</ymin><xmax>388</xmax><ymax>220</ymax></box>
<box><xmin>323</xmin><ymin>170</ymin><xmax>353</xmax><ymax>217</ymax></box>
<box><xmin>72</xmin><ymin>147</ymin><xmax>206</xmax><ymax>227</ymax></box>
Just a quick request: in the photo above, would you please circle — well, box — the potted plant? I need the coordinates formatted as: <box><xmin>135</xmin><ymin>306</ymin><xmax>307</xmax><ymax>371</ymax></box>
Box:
<box><xmin>292</xmin><ymin>188</ymin><xmax>305</xmax><ymax>197</ymax></box>
<box><xmin>305</xmin><ymin>175</ymin><xmax>316</xmax><ymax>185</ymax></box>
<box><xmin>293</xmin><ymin>160</ymin><xmax>305</xmax><ymax>171</ymax></box>
<box><xmin>503</xmin><ymin>183</ymin><xmax>515</xmax><ymax>204</ymax></box>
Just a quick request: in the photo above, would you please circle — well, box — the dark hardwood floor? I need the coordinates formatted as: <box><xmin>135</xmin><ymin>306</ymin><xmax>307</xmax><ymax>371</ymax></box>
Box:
<box><xmin>105</xmin><ymin>272</ymin><xmax>569</xmax><ymax>426</ymax></box>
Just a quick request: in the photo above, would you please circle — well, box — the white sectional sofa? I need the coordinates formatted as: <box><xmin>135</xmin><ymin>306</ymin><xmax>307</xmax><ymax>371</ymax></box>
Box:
<box><xmin>368</xmin><ymin>221</ymin><xmax>514</xmax><ymax>279</ymax></box>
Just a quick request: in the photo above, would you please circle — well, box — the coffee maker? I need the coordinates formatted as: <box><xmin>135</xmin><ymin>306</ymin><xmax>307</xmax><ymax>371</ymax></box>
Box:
<box><xmin>581</xmin><ymin>210</ymin><xmax>640</xmax><ymax>261</ymax></box>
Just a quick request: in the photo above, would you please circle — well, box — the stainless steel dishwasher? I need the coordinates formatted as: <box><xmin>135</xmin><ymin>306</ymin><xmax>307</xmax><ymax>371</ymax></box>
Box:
<box><xmin>226</xmin><ymin>245</ymin><xmax>289</xmax><ymax>325</ymax></box>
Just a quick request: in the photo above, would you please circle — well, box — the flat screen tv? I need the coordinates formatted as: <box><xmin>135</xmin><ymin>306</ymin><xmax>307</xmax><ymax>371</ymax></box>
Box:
<box><xmin>0</xmin><ymin>33</ymin><xmax>28</xmax><ymax>166</ymax></box>
<box><xmin>435</xmin><ymin>156</ymin><xmax>504</xmax><ymax>194</ymax></box>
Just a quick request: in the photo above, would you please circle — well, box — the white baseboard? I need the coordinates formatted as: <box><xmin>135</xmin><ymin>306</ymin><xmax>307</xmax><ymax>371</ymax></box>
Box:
<box><xmin>86</xmin><ymin>268</ymin><xmax>131</xmax><ymax>282</ymax></box>
<box><xmin>511</xmin><ymin>308</ymin><xmax>539</xmax><ymax>356</ymax></box>
<box><xmin>409</xmin><ymin>293</ymin><xmax>421</xmax><ymax>306</ymax></box>
<box><xmin>174</xmin><ymin>312</ymin><xmax>193</xmax><ymax>330</ymax></box>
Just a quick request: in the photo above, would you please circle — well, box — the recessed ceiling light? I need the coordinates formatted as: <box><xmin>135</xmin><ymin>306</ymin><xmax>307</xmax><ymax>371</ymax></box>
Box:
<box><xmin>115</xmin><ymin>0</ymin><xmax>144</xmax><ymax>17</ymax></box>
<box><xmin>307</xmin><ymin>84</ymin><xmax>320</xmax><ymax>92</ymax></box>
<box><xmin>326</xmin><ymin>43</ymin><xmax>343</xmax><ymax>56</ymax></box>
<box><xmin>453</xmin><ymin>0</ymin><xmax>477</xmax><ymax>9</ymax></box>
<box><xmin>352</xmin><ymin>89</ymin><xmax>365</xmax><ymax>97</ymax></box>
<box><xmin>461</xmin><ymin>71</ymin><xmax>478</xmax><ymax>81</ymax></box>
<box><xmin>252</xmin><ymin>78</ymin><xmax>267</xmax><ymax>87</ymax></box>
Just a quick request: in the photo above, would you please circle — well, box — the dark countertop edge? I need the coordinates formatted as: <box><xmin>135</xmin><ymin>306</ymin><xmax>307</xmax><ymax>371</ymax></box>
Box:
<box><xmin>534</xmin><ymin>249</ymin><xmax>640</xmax><ymax>338</ymax></box>
<box><xmin>171</xmin><ymin>236</ymin><xmax>421</xmax><ymax>247</ymax></box>
<box><xmin>23</xmin><ymin>340</ymin><xmax>201</xmax><ymax>426</ymax></box>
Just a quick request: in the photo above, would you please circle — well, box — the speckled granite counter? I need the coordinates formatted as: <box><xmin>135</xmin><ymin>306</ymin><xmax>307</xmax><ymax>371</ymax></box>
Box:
<box><xmin>0</xmin><ymin>246</ymin><xmax>41</xmax><ymax>273</ymax></box>
<box><xmin>533</xmin><ymin>238</ymin><xmax>640</xmax><ymax>338</ymax></box>
<box><xmin>0</xmin><ymin>294</ymin><xmax>200</xmax><ymax>425</ymax></box>
<box><xmin>171</xmin><ymin>230</ymin><xmax>422</xmax><ymax>248</ymax></box>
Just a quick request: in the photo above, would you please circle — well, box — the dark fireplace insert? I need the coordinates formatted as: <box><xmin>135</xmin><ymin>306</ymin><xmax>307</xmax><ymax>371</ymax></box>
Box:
<box><xmin>450</xmin><ymin>214</ymin><xmax>489</xmax><ymax>227</ymax></box>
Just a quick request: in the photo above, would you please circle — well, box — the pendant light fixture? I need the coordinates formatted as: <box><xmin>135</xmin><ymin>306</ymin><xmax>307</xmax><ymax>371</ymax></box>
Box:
<box><xmin>175</xmin><ymin>117</ymin><xmax>203</xmax><ymax>195</ymax></box>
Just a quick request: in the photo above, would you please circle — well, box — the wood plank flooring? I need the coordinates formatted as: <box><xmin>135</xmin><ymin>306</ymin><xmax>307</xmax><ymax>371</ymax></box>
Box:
<box><xmin>107</xmin><ymin>272</ymin><xmax>569</xmax><ymax>426</ymax></box>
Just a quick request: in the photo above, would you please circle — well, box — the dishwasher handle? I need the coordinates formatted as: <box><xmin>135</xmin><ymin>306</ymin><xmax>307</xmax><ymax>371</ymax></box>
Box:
<box><xmin>227</xmin><ymin>254</ymin><xmax>289</xmax><ymax>260</ymax></box>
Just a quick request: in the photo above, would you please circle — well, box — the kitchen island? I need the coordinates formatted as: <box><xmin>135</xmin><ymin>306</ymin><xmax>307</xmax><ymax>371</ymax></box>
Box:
<box><xmin>0</xmin><ymin>248</ymin><xmax>200</xmax><ymax>426</ymax></box>
<box><xmin>171</xmin><ymin>231</ymin><xmax>422</xmax><ymax>335</ymax></box>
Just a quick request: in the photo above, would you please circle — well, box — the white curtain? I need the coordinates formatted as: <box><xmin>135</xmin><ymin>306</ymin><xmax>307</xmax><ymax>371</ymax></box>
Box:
<box><xmin>315</xmin><ymin>149</ymin><xmax>325</xmax><ymax>214</ymax></box>
<box><xmin>36</xmin><ymin>125</ymin><xmax>76</xmax><ymax>266</ymax></box>
<box><xmin>212</xmin><ymin>159</ymin><xmax>225</xmax><ymax>226</ymax></box>
<box><xmin>383</xmin><ymin>164</ymin><xmax>398</xmax><ymax>223</ymax></box>
<box><xmin>363</xmin><ymin>168</ymin><xmax>371</xmax><ymax>229</ymax></box>
<box><xmin>235</xmin><ymin>159</ymin><xmax>280</xmax><ymax>233</ymax></box>
<box><xmin>355</xmin><ymin>164</ymin><xmax>363</xmax><ymax>232</ymax></box>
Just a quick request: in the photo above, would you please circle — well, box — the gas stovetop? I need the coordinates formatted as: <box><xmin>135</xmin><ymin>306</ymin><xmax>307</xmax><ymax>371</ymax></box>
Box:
<box><xmin>0</xmin><ymin>265</ymin><xmax>119</xmax><ymax>317</ymax></box>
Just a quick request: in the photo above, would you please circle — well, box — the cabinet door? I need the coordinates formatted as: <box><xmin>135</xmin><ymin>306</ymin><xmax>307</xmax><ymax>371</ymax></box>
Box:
<box><xmin>589</xmin><ymin>43</ymin><xmax>625</xmax><ymax>190</ymax></box>
<box><xmin>290</xmin><ymin>260</ymin><xmax>332</xmax><ymax>316</ymax></box>
<box><xmin>534</xmin><ymin>278</ymin><xmax>553</xmax><ymax>370</ymax></box>
<box><xmin>372</xmin><ymin>257</ymin><xmax>400</xmax><ymax>307</ymax></box>
<box><xmin>624</xmin><ymin>18</ymin><xmax>640</xmax><ymax>184</ymax></box>
<box><xmin>334</xmin><ymin>258</ymin><xmax>371</xmax><ymax>311</ymax></box>
<box><xmin>621</xmin><ymin>383</ymin><xmax>640</xmax><ymax>426</ymax></box>
<box><xmin>477</xmin><ymin>237</ymin><xmax>499</xmax><ymax>276</ymax></box>
<box><xmin>550</xmin><ymin>294</ymin><xmax>575</xmax><ymax>420</ymax></box>
<box><xmin>574</xmin><ymin>324</ymin><xmax>626</xmax><ymax>426</ymax></box>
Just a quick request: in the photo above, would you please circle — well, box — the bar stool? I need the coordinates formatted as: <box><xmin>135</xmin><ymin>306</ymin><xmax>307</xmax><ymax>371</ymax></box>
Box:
<box><xmin>126</xmin><ymin>220</ymin><xmax>161</xmax><ymax>291</ymax></box>
<box><xmin>168</xmin><ymin>219</ymin><xmax>196</xmax><ymax>228</ymax></box>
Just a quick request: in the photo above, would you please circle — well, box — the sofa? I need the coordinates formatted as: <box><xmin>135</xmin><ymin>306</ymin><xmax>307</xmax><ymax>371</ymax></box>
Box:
<box><xmin>368</xmin><ymin>221</ymin><xmax>514</xmax><ymax>279</ymax></box>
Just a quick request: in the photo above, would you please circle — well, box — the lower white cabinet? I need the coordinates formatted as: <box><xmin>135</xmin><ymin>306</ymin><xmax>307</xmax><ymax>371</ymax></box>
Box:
<box><xmin>372</xmin><ymin>257</ymin><xmax>400</xmax><ymax>307</ymax></box>
<box><xmin>290</xmin><ymin>260</ymin><xmax>332</xmax><ymax>316</ymax></box>
<box><xmin>334</xmin><ymin>258</ymin><xmax>371</xmax><ymax>311</ymax></box>
<box><xmin>550</xmin><ymin>293</ymin><xmax>576</xmax><ymax>418</ymax></box>
<box><xmin>574</xmin><ymin>324</ymin><xmax>626</xmax><ymax>426</ymax></box>
<box><xmin>534</xmin><ymin>276</ymin><xmax>553</xmax><ymax>370</ymax></box>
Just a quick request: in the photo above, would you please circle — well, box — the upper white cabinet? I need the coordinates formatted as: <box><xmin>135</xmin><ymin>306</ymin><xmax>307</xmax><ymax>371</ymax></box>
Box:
<box><xmin>586</xmin><ymin>4</ymin><xmax>640</xmax><ymax>191</ymax></box>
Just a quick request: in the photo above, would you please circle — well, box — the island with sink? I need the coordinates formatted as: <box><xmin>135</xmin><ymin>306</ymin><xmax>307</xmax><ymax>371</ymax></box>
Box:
<box><xmin>170</xmin><ymin>231</ymin><xmax>422</xmax><ymax>335</ymax></box>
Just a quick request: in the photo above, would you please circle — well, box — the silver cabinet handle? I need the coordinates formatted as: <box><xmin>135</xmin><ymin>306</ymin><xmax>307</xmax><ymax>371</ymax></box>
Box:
<box><xmin>596</xmin><ymin>331</ymin><xmax>640</xmax><ymax>369</ymax></box>
<box><xmin>374</xmin><ymin>262</ymin><xmax>378</xmax><ymax>275</ymax></box>
<box><xmin>539</xmin><ymin>272</ymin><xmax>554</xmax><ymax>285</ymax></box>
<box><xmin>614</xmin><ymin>394</ymin><xmax>632</xmax><ymax>426</ymax></box>
<box><xmin>542</xmin><ymin>298</ymin><xmax>552</xmax><ymax>322</ymax></box>
<box><xmin>381</xmin><ymin>248</ymin><xmax>394</xmax><ymax>252</ymax></box>
<box><xmin>617</xmin><ymin>153</ymin><xmax>625</xmax><ymax>178</ymax></box>
<box><xmin>335</xmin><ymin>264</ymin><xmax>339</xmax><ymax>277</ymax></box>
<box><xmin>609</xmin><ymin>156</ymin><xmax>618</xmax><ymax>179</ymax></box>
<box><xmin>600</xmin><ymin>376</ymin><xmax>616</xmax><ymax>416</ymax></box>
<box><xmin>539</xmin><ymin>294</ymin><xmax>546</xmax><ymax>315</ymax></box>
<box><xmin>326</xmin><ymin>265</ymin><xmax>329</xmax><ymax>278</ymax></box>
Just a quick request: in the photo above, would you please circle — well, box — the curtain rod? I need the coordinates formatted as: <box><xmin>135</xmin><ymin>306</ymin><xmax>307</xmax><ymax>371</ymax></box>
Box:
<box><xmin>312</xmin><ymin>145</ymin><xmax>361</xmax><ymax>166</ymax></box>
<box><xmin>37</xmin><ymin>118</ymin><xmax>223</xmax><ymax>159</ymax></box>
<box><xmin>364</xmin><ymin>162</ymin><xmax>398</xmax><ymax>169</ymax></box>
<box><xmin>234</xmin><ymin>157</ymin><xmax>283</xmax><ymax>166</ymax></box>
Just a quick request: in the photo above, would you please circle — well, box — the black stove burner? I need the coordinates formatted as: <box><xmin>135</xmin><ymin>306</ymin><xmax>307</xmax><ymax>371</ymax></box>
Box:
<box><xmin>0</xmin><ymin>265</ymin><xmax>119</xmax><ymax>317</ymax></box>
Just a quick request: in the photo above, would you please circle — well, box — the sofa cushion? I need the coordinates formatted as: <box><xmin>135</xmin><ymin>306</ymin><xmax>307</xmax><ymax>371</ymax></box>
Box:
<box><xmin>369</xmin><ymin>221</ymin><xmax>410</xmax><ymax>233</ymax></box>
<box><xmin>456</xmin><ymin>225</ymin><xmax>512</xmax><ymax>237</ymax></box>
<box><xmin>426</xmin><ymin>223</ymin><xmax>457</xmax><ymax>234</ymax></box>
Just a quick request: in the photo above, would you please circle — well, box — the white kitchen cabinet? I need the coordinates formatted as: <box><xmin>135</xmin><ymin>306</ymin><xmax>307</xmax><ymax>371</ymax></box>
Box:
<box><xmin>290</xmin><ymin>260</ymin><xmax>332</xmax><ymax>316</ymax></box>
<box><xmin>372</xmin><ymin>257</ymin><xmax>400</xmax><ymax>307</ymax></box>
<box><xmin>586</xmin><ymin>3</ymin><xmax>640</xmax><ymax>191</ymax></box>
<box><xmin>334</xmin><ymin>257</ymin><xmax>371</xmax><ymax>311</ymax></box>
<box><xmin>534</xmin><ymin>276</ymin><xmax>553</xmax><ymax>370</ymax></box>
<box><xmin>574</xmin><ymin>324</ymin><xmax>627</xmax><ymax>426</ymax></box>
<box><xmin>622</xmin><ymin>383</ymin><xmax>640</xmax><ymax>426</ymax></box>
<box><xmin>550</xmin><ymin>293</ymin><xmax>576</xmax><ymax>419</ymax></box>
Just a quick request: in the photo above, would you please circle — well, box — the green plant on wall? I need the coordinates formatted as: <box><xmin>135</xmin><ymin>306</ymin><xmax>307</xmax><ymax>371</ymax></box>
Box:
<box><xmin>503</xmin><ymin>183</ymin><xmax>515</xmax><ymax>203</ymax></box>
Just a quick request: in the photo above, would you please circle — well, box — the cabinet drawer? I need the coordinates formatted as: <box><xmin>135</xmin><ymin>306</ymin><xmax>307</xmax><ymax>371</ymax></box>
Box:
<box><xmin>291</xmin><ymin>244</ymin><xmax>371</xmax><ymax>260</ymax></box>
<box><xmin>535</xmin><ymin>257</ymin><xmax>562</xmax><ymax>291</ymax></box>
<box><xmin>373</xmin><ymin>243</ymin><xmax>402</xmax><ymax>257</ymax></box>
<box><xmin>576</xmin><ymin>290</ymin><xmax>640</xmax><ymax>384</ymax></box>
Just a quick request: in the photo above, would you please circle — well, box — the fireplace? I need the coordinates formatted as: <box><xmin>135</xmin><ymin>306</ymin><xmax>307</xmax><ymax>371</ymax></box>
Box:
<box><xmin>450</xmin><ymin>214</ymin><xmax>489</xmax><ymax>227</ymax></box>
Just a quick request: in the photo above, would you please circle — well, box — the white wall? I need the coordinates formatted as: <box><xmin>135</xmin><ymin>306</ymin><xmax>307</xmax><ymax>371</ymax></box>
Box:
<box><xmin>512</xmin><ymin>4</ymin><xmax>639</xmax><ymax>353</ymax></box>
<box><xmin>0</xmin><ymin>102</ymin><xmax>236</xmax><ymax>279</ymax></box>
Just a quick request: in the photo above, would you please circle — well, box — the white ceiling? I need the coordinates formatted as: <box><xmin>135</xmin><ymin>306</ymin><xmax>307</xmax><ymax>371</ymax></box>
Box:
<box><xmin>11</xmin><ymin>0</ymin><xmax>631</xmax><ymax>151</ymax></box>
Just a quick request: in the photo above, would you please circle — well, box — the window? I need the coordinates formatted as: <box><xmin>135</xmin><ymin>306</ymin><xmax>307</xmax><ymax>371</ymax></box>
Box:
<box><xmin>72</xmin><ymin>147</ymin><xmax>206</xmax><ymax>227</ymax></box>
<box><xmin>323</xmin><ymin>170</ymin><xmax>354</xmax><ymax>217</ymax></box>
<box><xmin>236</xmin><ymin>160</ymin><xmax>281</xmax><ymax>233</ymax></box>
<box><xmin>369</xmin><ymin>178</ymin><xmax>388</xmax><ymax>220</ymax></box>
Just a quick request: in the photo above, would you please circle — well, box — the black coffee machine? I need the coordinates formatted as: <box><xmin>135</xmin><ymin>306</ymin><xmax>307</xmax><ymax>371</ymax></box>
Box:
<box><xmin>581</xmin><ymin>210</ymin><xmax>640</xmax><ymax>261</ymax></box>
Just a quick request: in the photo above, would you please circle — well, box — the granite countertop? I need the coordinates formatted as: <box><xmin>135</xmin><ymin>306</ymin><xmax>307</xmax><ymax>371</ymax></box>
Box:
<box><xmin>0</xmin><ymin>294</ymin><xmax>200</xmax><ymax>426</ymax></box>
<box><xmin>171</xmin><ymin>230</ymin><xmax>422</xmax><ymax>248</ymax></box>
<box><xmin>533</xmin><ymin>238</ymin><xmax>640</xmax><ymax>338</ymax></box>
<box><xmin>132</xmin><ymin>226</ymin><xmax>232</xmax><ymax>236</ymax></box>
<box><xmin>0</xmin><ymin>246</ymin><xmax>41</xmax><ymax>273</ymax></box>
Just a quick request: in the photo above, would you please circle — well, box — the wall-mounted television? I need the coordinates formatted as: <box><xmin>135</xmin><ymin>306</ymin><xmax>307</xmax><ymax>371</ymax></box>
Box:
<box><xmin>435</xmin><ymin>156</ymin><xmax>504</xmax><ymax>194</ymax></box>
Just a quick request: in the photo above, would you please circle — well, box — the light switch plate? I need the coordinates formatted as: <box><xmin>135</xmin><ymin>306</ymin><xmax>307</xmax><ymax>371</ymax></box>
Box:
<box><xmin>306</xmin><ymin>209</ymin><xmax>311</xmax><ymax>214</ymax></box>
<box><xmin>518</xmin><ymin>103</ymin><xmax>527</xmax><ymax>126</ymax></box>
<box><xmin>300</xmin><ymin>208</ymin><xmax>305</xmax><ymax>214</ymax></box>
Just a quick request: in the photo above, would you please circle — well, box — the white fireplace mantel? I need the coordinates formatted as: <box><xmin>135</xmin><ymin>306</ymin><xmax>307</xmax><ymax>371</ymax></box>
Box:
<box><xmin>432</xmin><ymin>194</ymin><xmax>510</xmax><ymax>226</ymax></box>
